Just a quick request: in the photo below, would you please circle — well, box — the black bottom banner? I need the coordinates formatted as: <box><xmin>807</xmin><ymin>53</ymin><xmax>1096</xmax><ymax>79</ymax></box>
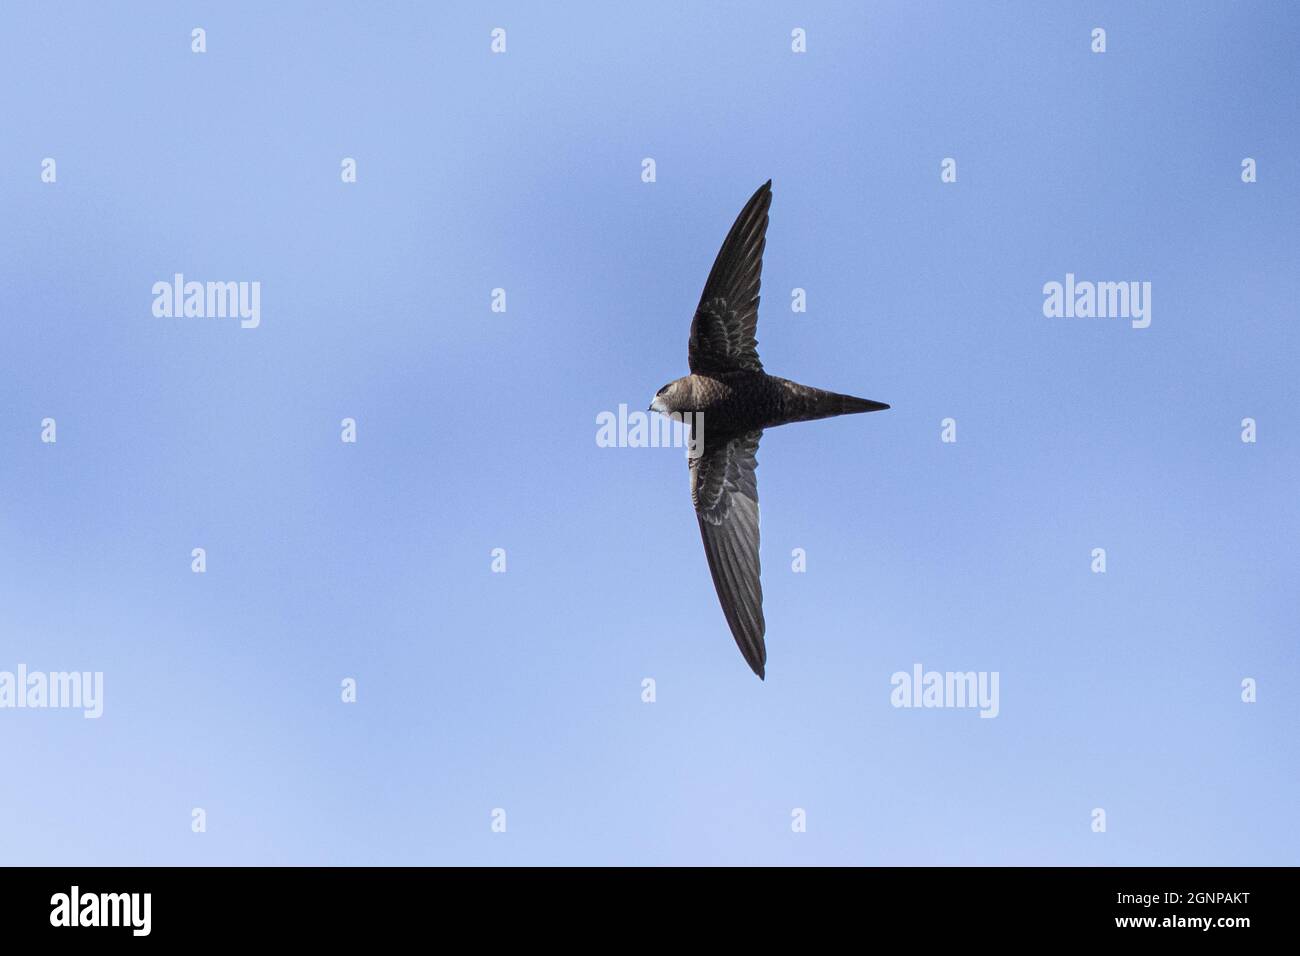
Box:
<box><xmin>0</xmin><ymin>865</ymin><xmax>1280</xmax><ymax>942</ymax></box>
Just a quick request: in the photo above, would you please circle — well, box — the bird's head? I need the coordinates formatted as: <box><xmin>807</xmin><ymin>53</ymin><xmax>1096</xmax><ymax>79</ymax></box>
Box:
<box><xmin>649</xmin><ymin>378</ymin><xmax>688</xmax><ymax>416</ymax></box>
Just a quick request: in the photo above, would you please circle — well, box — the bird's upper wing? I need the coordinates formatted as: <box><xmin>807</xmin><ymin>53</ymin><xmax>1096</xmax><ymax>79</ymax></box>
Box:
<box><xmin>690</xmin><ymin>429</ymin><xmax>766</xmax><ymax>678</ymax></box>
<box><xmin>687</xmin><ymin>180</ymin><xmax>771</xmax><ymax>374</ymax></box>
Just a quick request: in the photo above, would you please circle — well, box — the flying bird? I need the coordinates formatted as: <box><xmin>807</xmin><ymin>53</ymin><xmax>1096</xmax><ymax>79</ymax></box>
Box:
<box><xmin>650</xmin><ymin>180</ymin><xmax>889</xmax><ymax>679</ymax></box>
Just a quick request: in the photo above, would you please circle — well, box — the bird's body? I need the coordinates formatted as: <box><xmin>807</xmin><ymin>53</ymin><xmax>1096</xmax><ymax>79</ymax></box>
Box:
<box><xmin>656</xmin><ymin>371</ymin><xmax>888</xmax><ymax>434</ymax></box>
<box><xmin>649</xmin><ymin>180</ymin><xmax>890</xmax><ymax>679</ymax></box>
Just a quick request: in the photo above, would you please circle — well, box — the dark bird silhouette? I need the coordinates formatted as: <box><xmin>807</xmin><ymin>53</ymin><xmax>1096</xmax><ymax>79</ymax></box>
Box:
<box><xmin>649</xmin><ymin>180</ymin><xmax>889</xmax><ymax>679</ymax></box>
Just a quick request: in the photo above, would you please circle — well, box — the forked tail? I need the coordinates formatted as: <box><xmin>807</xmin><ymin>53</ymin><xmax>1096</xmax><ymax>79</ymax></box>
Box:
<box><xmin>779</xmin><ymin>380</ymin><xmax>890</xmax><ymax>424</ymax></box>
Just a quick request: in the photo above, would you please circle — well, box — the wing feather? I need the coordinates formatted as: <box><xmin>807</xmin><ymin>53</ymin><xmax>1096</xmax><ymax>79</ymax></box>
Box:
<box><xmin>687</xmin><ymin>181</ymin><xmax>771</xmax><ymax>374</ymax></box>
<box><xmin>690</xmin><ymin>430</ymin><xmax>766</xmax><ymax>678</ymax></box>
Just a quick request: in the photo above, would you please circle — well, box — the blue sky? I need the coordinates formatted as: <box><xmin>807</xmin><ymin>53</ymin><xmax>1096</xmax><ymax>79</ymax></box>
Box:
<box><xmin>1</xmin><ymin>1</ymin><xmax>1296</xmax><ymax>865</ymax></box>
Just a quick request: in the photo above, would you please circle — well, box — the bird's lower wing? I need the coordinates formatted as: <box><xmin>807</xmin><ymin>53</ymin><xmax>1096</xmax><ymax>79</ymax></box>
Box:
<box><xmin>690</xmin><ymin>429</ymin><xmax>766</xmax><ymax>678</ymax></box>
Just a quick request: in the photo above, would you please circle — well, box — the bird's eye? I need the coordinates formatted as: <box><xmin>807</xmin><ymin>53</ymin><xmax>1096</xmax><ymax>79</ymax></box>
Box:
<box><xmin>657</xmin><ymin>386</ymin><xmax>668</xmax><ymax>396</ymax></box>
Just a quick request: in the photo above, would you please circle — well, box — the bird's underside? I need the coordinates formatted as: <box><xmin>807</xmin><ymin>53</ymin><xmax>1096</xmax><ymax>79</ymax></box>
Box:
<box><xmin>665</xmin><ymin>180</ymin><xmax>889</xmax><ymax>679</ymax></box>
